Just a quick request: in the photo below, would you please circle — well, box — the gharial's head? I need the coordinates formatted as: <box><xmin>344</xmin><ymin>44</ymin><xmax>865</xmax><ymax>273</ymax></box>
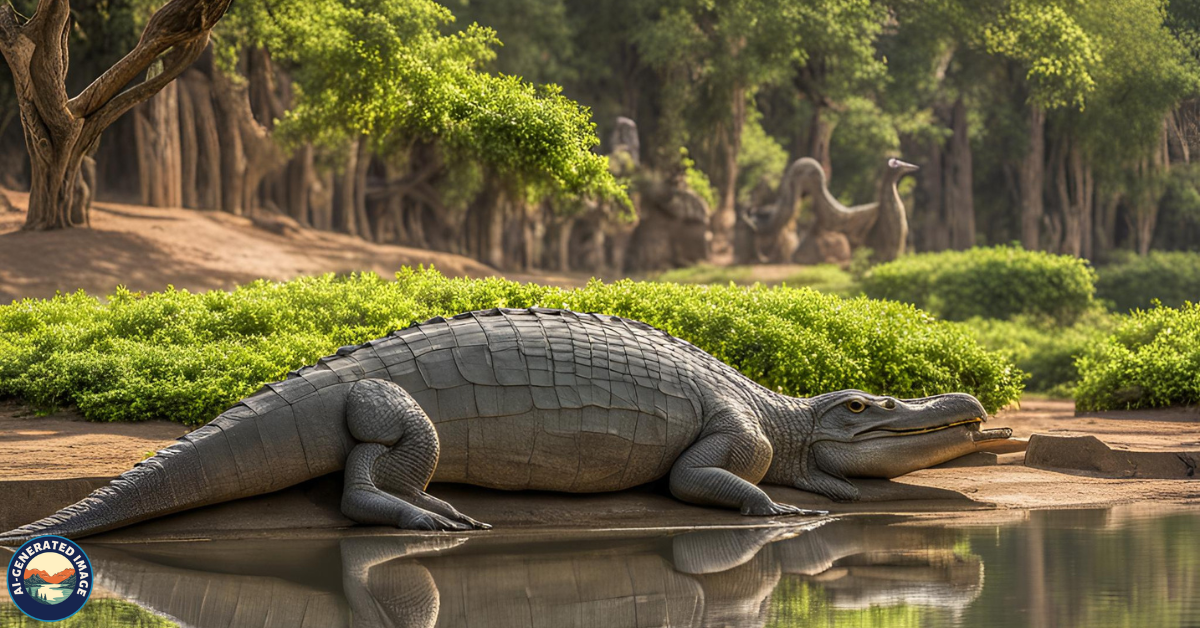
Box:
<box><xmin>786</xmin><ymin>390</ymin><xmax>1010</xmax><ymax>501</ymax></box>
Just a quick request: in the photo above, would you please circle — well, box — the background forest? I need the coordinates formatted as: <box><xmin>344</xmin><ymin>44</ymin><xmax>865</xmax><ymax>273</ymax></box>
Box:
<box><xmin>2</xmin><ymin>0</ymin><xmax>1199</xmax><ymax>273</ymax></box>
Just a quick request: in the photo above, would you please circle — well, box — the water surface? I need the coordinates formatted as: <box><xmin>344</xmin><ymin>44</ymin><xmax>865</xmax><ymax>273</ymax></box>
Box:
<box><xmin>1</xmin><ymin>507</ymin><xmax>1197</xmax><ymax>627</ymax></box>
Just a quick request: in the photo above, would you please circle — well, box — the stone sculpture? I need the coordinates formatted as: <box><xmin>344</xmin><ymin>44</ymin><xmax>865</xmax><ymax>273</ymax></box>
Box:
<box><xmin>741</xmin><ymin>157</ymin><xmax>919</xmax><ymax>265</ymax></box>
<box><xmin>1</xmin><ymin>308</ymin><xmax>1009</xmax><ymax>543</ymax></box>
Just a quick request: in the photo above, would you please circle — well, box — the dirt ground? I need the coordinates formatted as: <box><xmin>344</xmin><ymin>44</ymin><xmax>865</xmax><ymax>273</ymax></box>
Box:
<box><xmin>0</xmin><ymin>189</ymin><xmax>584</xmax><ymax>303</ymax></box>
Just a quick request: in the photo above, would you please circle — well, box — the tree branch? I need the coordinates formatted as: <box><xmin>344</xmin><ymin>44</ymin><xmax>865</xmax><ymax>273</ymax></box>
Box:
<box><xmin>0</xmin><ymin>3</ymin><xmax>21</xmax><ymax>49</ymax></box>
<box><xmin>68</xmin><ymin>0</ymin><xmax>232</xmax><ymax>118</ymax></box>
<box><xmin>78</xmin><ymin>35</ymin><xmax>208</xmax><ymax>151</ymax></box>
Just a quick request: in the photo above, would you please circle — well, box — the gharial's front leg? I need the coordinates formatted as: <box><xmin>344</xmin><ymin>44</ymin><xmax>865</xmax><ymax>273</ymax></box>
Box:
<box><xmin>342</xmin><ymin>379</ymin><xmax>490</xmax><ymax>531</ymax></box>
<box><xmin>670</xmin><ymin>413</ymin><xmax>826</xmax><ymax>517</ymax></box>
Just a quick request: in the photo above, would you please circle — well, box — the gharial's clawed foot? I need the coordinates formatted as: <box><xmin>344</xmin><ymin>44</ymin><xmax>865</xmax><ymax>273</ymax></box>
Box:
<box><xmin>741</xmin><ymin>500</ymin><xmax>828</xmax><ymax>517</ymax></box>
<box><xmin>409</xmin><ymin>491</ymin><xmax>492</xmax><ymax>530</ymax></box>
<box><xmin>399</xmin><ymin>509</ymin><xmax>475</xmax><ymax>532</ymax></box>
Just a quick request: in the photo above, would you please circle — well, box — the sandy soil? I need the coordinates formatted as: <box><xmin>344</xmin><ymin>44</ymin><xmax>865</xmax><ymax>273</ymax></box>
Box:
<box><xmin>0</xmin><ymin>189</ymin><xmax>585</xmax><ymax>303</ymax></box>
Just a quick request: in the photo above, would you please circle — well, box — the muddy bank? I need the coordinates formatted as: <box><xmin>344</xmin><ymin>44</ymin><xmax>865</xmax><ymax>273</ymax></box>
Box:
<box><xmin>0</xmin><ymin>397</ymin><xmax>1196</xmax><ymax>542</ymax></box>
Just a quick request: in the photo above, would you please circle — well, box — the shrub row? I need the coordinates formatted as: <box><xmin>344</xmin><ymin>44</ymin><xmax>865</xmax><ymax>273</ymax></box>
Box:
<box><xmin>0</xmin><ymin>268</ymin><xmax>1023</xmax><ymax>426</ymax></box>
<box><xmin>860</xmin><ymin>246</ymin><xmax>1097</xmax><ymax>324</ymax></box>
<box><xmin>1075</xmin><ymin>303</ymin><xmax>1200</xmax><ymax>411</ymax></box>
<box><xmin>962</xmin><ymin>313</ymin><xmax>1114</xmax><ymax>398</ymax></box>
<box><xmin>1095</xmin><ymin>251</ymin><xmax>1200</xmax><ymax>313</ymax></box>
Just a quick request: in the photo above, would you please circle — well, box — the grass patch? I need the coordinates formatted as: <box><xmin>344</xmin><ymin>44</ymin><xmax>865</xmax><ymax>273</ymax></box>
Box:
<box><xmin>0</xmin><ymin>268</ymin><xmax>1022</xmax><ymax>426</ymax></box>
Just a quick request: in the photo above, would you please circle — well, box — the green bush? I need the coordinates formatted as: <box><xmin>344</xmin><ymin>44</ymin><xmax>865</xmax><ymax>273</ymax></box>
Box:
<box><xmin>860</xmin><ymin>246</ymin><xmax>1097</xmax><ymax>324</ymax></box>
<box><xmin>1075</xmin><ymin>302</ymin><xmax>1200</xmax><ymax>411</ymax></box>
<box><xmin>1095</xmin><ymin>251</ymin><xmax>1200</xmax><ymax>312</ymax></box>
<box><xmin>961</xmin><ymin>313</ymin><xmax>1114</xmax><ymax>397</ymax></box>
<box><xmin>0</xmin><ymin>268</ymin><xmax>1022</xmax><ymax>426</ymax></box>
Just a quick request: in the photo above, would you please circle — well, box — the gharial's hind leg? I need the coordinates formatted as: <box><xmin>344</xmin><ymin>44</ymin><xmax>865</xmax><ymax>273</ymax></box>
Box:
<box><xmin>342</xmin><ymin>379</ymin><xmax>490</xmax><ymax>531</ymax></box>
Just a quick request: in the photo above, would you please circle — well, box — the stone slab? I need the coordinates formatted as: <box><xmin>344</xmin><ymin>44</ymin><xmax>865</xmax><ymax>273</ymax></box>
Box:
<box><xmin>1025</xmin><ymin>434</ymin><xmax>1199</xmax><ymax>479</ymax></box>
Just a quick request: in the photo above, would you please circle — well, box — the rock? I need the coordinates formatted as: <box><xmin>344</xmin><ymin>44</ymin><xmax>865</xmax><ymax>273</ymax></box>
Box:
<box><xmin>1024</xmin><ymin>434</ymin><xmax>1199</xmax><ymax>479</ymax></box>
<box><xmin>249</xmin><ymin>211</ymin><xmax>305</xmax><ymax>237</ymax></box>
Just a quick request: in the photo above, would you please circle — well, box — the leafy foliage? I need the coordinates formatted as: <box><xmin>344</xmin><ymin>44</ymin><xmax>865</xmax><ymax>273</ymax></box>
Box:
<box><xmin>860</xmin><ymin>246</ymin><xmax>1097</xmax><ymax>324</ymax></box>
<box><xmin>218</xmin><ymin>0</ymin><xmax>625</xmax><ymax>206</ymax></box>
<box><xmin>982</xmin><ymin>0</ymin><xmax>1100</xmax><ymax>110</ymax></box>
<box><xmin>1075</xmin><ymin>302</ymin><xmax>1200</xmax><ymax>410</ymax></box>
<box><xmin>1095</xmin><ymin>251</ymin><xmax>1200</xmax><ymax>312</ymax></box>
<box><xmin>0</xmin><ymin>269</ymin><xmax>1023</xmax><ymax>426</ymax></box>
<box><xmin>962</xmin><ymin>313</ymin><xmax>1114</xmax><ymax>397</ymax></box>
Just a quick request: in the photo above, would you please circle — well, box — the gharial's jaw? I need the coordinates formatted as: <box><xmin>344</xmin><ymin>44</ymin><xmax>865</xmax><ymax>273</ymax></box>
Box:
<box><xmin>797</xmin><ymin>391</ymin><xmax>1012</xmax><ymax>488</ymax></box>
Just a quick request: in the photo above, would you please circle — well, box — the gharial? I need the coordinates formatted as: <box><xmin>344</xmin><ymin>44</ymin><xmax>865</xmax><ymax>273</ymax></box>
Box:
<box><xmin>0</xmin><ymin>308</ymin><xmax>1011</xmax><ymax>543</ymax></box>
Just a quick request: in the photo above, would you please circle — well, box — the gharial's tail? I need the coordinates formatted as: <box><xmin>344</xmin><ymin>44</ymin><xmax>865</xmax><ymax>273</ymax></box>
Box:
<box><xmin>1</xmin><ymin>385</ymin><xmax>353</xmax><ymax>547</ymax></box>
<box><xmin>0</xmin><ymin>434</ymin><xmax>219</xmax><ymax>546</ymax></box>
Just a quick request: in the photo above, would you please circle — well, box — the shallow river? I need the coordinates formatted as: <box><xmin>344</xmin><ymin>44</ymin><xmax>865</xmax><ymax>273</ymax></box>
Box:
<box><xmin>2</xmin><ymin>507</ymin><xmax>1198</xmax><ymax>627</ymax></box>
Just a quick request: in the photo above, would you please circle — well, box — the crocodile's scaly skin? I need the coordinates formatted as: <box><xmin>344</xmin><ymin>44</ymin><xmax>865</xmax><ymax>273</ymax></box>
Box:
<box><xmin>0</xmin><ymin>307</ymin><xmax>993</xmax><ymax>543</ymax></box>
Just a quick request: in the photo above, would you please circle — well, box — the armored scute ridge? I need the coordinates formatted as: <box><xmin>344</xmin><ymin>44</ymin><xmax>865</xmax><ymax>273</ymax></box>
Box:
<box><xmin>1</xmin><ymin>308</ymin><xmax>1009</xmax><ymax>544</ymax></box>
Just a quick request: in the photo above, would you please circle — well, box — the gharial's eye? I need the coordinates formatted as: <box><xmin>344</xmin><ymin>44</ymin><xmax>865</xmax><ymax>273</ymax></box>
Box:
<box><xmin>882</xmin><ymin>399</ymin><xmax>896</xmax><ymax>410</ymax></box>
<box><xmin>847</xmin><ymin>400</ymin><xmax>867</xmax><ymax>413</ymax></box>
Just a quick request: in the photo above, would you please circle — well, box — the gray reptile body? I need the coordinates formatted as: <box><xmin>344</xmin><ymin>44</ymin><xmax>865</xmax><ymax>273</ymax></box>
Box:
<box><xmin>1</xmin><ymin>308</ymin><xmax>1001</xmax><ymax>544</ymax></box>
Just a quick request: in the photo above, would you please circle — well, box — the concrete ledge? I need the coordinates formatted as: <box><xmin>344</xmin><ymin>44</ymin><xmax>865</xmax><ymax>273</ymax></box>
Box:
<box><xmin>1025</xmin><ymin>434</ymin><xmax>1199</xmax><ymax>479</ymax></box>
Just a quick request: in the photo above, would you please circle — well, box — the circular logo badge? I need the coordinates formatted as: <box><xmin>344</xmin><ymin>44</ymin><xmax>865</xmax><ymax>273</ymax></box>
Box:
<box><xmin>6</xmin><ymin>536</ymin><xmax>93</xmax><ymax>622</ymax></box>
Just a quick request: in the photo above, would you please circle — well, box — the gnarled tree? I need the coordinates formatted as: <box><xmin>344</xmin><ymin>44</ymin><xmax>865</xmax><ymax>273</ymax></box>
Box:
<box><xmin>0</xmin><ymin>0</ymin><xmax>232</xmax><ymax>230</ymax></box>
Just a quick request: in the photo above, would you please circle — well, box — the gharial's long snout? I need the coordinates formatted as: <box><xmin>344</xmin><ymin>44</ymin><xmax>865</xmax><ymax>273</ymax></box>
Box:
<box><xmin>852</xmin><ymin>393</ymin><xmax>997</xmax><ymax>440</ymax></box>
<box><xmin>809</xmin><ymin>391</ymin><xmax>1012</xmax><ymax>481</ymax></box>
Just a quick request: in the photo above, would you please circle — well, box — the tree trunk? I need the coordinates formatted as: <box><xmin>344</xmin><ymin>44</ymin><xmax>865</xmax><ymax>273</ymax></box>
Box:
<box><xmin>947</xmin><ymin>98</ymin><xmax>975</xmax><ymax>250</ymax></box>
<box><xmin>709</xmin><ymin>85</ymin><xmax>745</xmax><ymax>263</ymax></box>
<box><xmin>1094</xmin><ymin>190</ymin><xmax>1121</xmax><ymax>259</ymax></box>
<box><xmin>182</xmin><ymin>69</ymin><xmax>222</xmax><ymax>210</ymax></box>
<box><xmin>353</xmin><ymin>136</ymin><xmax>372</xmax><ymax>241</ymax></box>
<box><xmin>917</xmin><ymin>136</ymin><xmax>949</xmax><ymax>252</ymax></box>
<box><xmin>332</xmin><ymin>138</ymin><xmax>360</xmax><ymax>236</ymax></box>
<box><xmin>477</xmin><ymin>180</ymin><xmax>506</xmax><ymax>269</ymax></box>
<box><xmin>806</xmin><ymin>106</ymin><xmax>836</xmax><ymax>178</ymax></box>
<box><xmin>311</xmin><ymin>169</ymin><xmax>334</xmax><ymax>231</ymax></box>
<box><xmin>286</xmin><ymin>143</ymin><xmax>314</xmax><ymax>225</ymax></box>
<box><xmin>177</xmin><ymin>78</ymin><xmax>199</xmax><ymax>208</ymax></box>
<box><xmin>213</xmin><ymin>71</ymin><xmax>247</xmax><ymax>215</ymax></box>
<box><xmin>1019</xmin><ymin>105</ymin><xmax>1045</xmax><ymax>250</ymax></box>
<box><xmin>134</xmin><ymin>80</ymin><xmax>183</xmax><ymax>207</ymax></box>
<box><xmin>0</xmin><ymin>0</ymin><xmax>232</xmax><ymax>229</ymax></box>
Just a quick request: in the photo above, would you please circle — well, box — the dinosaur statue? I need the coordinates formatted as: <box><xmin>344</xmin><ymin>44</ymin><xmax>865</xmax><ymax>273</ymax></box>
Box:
<box><xmin>741</xmin><ymin>157</ymin><xmax>919</xmax><ymax>265</ymax></box>
<box><xmin>0</xmin><ymin>308</ymin><xmax>1009</xmax><ymax>544</ymax></box>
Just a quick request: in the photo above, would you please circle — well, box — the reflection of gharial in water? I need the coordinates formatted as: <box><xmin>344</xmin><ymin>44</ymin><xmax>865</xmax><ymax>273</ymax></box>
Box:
<box><xmin>83</xmin><ymin>519</ymin><xmax>982</xmax><ymax>628</ymax></box>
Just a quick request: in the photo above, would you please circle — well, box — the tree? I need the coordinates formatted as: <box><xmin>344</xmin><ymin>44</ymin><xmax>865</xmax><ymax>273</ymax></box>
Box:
<box><xmin>223</xmin><ymin>0</ymin><xmax>625</xmax><ymax>265</ymax></box>
<box><xmin>0</xmin><ymin>0</ymin><xmax>233</xmax><ymax>229</ymax></box>
<box><xmin>982</xmin><ymin>0</ymin><xmax>1100</xmax><ymax>251</ymax></box>
<box><xmin>634</xmin><ymin>0</ymin><xmax>882</xmax><ymax>262</ymax></box>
